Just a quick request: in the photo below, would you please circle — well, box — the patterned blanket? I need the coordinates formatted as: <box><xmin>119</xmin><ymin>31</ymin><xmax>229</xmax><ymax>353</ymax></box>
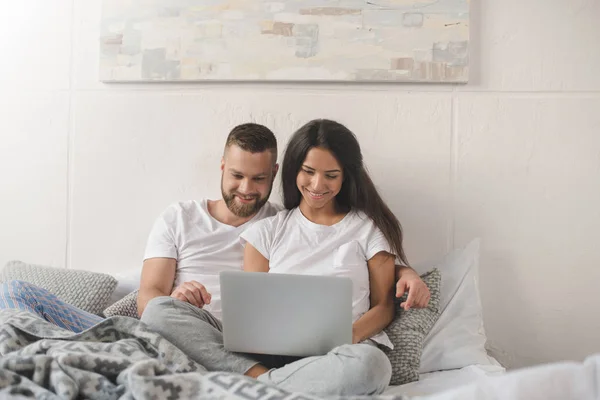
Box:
<box><xmin>0</xmin><ymin>310</ymin><xmax>405</xmax><ymax>400</ymax></box>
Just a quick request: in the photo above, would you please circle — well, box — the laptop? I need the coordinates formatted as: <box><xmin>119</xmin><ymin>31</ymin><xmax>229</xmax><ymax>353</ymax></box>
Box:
<box><xmin>219</xmin><ymin>271</ymin><xmax>353</xmax><ymax>357</ymax></box>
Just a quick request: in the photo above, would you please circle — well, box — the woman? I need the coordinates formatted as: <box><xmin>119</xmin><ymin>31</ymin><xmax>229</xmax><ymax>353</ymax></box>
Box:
<box><xmin>240</xmin><ymin>119</ymin><xmax>427</xmax><ymax>395</ymax></box>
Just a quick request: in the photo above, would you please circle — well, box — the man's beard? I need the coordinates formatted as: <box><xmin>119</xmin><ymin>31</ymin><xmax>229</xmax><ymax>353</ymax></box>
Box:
<box><xmin>222</xmin><ymin>184</ymin><xmax>271</xmax><ymax>218</ymax></box>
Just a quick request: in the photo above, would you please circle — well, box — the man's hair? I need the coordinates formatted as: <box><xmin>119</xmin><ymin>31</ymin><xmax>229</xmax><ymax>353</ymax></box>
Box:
<box><xmin>224</xmin><ymin>123</ymin><xmax>277</xmax><ymax>160</ymax></box>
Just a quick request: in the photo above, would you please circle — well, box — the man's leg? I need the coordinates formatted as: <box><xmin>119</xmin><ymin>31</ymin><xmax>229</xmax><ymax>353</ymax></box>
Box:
<box><xmin>140</xmin><ymin>296</ymin><xmax>259</xmax><ymax>375</ymax></box>
<box><xmin>0</xmin><ymin>280</ymin><xmax>103</xmax><ymax>332</ymax></box>
<box><xmin>257</xmin><ymin>341</ymin><xmax>392</xmax><ymax>396</ymax></box>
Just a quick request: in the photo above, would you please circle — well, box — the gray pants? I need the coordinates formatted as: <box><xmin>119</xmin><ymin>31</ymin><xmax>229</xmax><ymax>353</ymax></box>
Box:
<box><xmin>141</xmin><ymin>296</ymin><xmax>392</xmax><ymax>396</ymax></box>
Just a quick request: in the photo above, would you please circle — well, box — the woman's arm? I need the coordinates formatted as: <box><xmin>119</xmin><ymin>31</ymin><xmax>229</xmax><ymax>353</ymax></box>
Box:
<box><xmin>243</xmin><ymin>243</ymin><xmax>270</xmax><ymax>272</ymax></box>
<box><xmin>351</xmin><ymin>251</ymin><xmax>396</xmax><ymax>344</ymax></box>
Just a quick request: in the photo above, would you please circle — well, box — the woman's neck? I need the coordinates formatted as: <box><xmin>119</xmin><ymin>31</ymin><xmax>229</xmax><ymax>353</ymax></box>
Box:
<box><xmin>298</xmin><ymin>200</ymin><xmax>347</xmax><ymax>226</ymax></box>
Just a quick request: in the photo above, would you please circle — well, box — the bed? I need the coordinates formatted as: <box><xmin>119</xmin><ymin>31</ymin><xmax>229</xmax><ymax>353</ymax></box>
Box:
<box><xmin>388</xmin><ymin>355</ymin><xmax>600</xmax><ymax>400</ymax></box>
<box><xmin>0</xmin><ymin>239</ymin><xmax>512</xmax><ymax>398</ymax></box>
<box><xmin>384</xmin><ymin>364</ymin><xmax>506</xmax><ymax>397</ymax></box>
<box><xmin>0</xmin><ymin>308</ymin><xmax>508</xmax><ymax>399</ymax></box>
<box><xmin>2</xmin><ymin>306</ymin><xmax>598</xmax><ymax>400</ymax></box>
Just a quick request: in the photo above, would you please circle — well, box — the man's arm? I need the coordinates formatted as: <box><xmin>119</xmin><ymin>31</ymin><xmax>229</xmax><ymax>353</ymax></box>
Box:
<box><xmin>137</xmin><ymin>257</ymin><xmax>176</xmax><ymax>317</ymax></box>
<box><xmin>395</xmin><ymin>265</ymin><xmax>431</xmax><ymax>310</ymax></box>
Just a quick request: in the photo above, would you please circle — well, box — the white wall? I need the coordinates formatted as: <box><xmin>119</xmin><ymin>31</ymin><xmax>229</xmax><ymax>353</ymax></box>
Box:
<box><xmin>1</xmin><ymin>0</ymin><xmax>599</xmax><ymax>369</ymax></box>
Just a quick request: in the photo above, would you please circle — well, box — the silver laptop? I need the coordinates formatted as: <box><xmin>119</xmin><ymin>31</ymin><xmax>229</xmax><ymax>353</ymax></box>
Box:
<box><xmin>220</xmin><ymin>271</ymin><xmax>353</xmax><ymax>357</ymax></box>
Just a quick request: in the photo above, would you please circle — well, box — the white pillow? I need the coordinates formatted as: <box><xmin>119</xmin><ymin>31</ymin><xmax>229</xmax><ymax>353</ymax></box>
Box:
<box><xmin>412</xmin><ymin>239</ymin><xmax>501</xmax><ymax>373</ymax></box>
<box><xmin>108</xmin><ymin>268</ymin><xmax>141</xmax><ymax>305</ymax></box>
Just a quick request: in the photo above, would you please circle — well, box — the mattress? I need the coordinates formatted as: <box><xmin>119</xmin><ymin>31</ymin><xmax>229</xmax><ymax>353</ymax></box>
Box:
<box><xmin>383</xmin><ymin>364</ymin><xmax>506</xmax><ymax>397</ymax></box>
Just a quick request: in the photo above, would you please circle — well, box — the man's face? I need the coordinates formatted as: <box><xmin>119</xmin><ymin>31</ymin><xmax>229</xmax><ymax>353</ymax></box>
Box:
<box><xmin>221</xmin><ymin>145</ymin><xmax>278</xmax><ymax>218</ymax></box>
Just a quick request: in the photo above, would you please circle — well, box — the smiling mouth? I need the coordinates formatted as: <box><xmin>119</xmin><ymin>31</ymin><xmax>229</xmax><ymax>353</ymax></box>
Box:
<box><xmin>235</xmin><ymin>194</ymin><xmax>257</xmax><ymax>203</ymax></box>
<box><xmin>306</xmin><ymin>189</ymin><xmax>328</xmax><ymax>199</ymax></box>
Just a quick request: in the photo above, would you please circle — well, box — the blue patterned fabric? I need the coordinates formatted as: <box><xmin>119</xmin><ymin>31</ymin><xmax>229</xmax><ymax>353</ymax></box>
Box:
<box><xmin>0</xmin><ymin>280</ymin><xmax>103</xmax><ymax>332</ymax></box>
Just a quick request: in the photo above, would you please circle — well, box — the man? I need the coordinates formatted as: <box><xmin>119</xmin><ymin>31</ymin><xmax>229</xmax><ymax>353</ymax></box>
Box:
<box><xmin>137</xmin><ymin>122</ymin><xmax>282</xmax><ymax>318</ymax></box>
<box><xmin>0</xmin><ymin>122</ymin><xmax>431</xmax><ymax>395</ymax></box>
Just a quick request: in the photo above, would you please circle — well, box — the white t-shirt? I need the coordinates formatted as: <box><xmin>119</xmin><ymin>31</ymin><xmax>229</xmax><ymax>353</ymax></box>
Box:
<box><xmin>144</xmin><ymin>199</ymin><xmax>282</xmax><ymax>321</ymax></box>
<box><xmin>240</xmin><ymin>207</ymin><xmax>394</xmax><ymax>349</ymax></box>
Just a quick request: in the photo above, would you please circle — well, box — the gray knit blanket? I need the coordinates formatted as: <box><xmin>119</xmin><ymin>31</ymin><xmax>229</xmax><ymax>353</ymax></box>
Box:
<box><xmin>0</xmin><ymin>309</ymin><xmax>405</xmax><ymax>399</ymax></box>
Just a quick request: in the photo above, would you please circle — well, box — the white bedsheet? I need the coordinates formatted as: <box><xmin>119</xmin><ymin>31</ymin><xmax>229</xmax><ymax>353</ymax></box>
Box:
<box><xmin>385</xmin><ymin>353</ymin><xmax>600</xmax><ymax>400</ymax></box>
<box><xmin>384</xmin><ymin>364</ymin><xmax>506</xmax><ymax>397</ymax></box>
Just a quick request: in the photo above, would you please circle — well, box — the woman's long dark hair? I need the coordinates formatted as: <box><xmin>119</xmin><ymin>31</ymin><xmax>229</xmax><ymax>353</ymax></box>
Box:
<box><xmin>281</xmin><ymin>119</ymin><xmax>409</xmax><ymax>266</ymax></box>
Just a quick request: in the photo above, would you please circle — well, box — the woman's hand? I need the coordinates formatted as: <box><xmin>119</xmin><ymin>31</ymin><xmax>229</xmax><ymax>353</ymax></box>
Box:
<box><xmin>395</xmin><ymin>267</ymin><xmax>430</xmax><ymax>310</ymax></box>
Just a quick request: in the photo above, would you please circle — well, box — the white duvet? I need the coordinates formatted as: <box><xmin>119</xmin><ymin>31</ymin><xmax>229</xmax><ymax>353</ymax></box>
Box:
<box><xmin>388</xmin><ymin>353</ymin><xmax>600</xmax><ymax>400</ymax></box>
<box><xmin>384</xmin><ymin>364</ymin><xmax>505</xmax><ymax>397</ymax></box>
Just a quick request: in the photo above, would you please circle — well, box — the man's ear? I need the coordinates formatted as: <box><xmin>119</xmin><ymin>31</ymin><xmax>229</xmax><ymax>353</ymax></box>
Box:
<box><xmin>220</xmin><ymin>157</ymin><xmax>225</xmax><ymax>172</ymax></box>
<box><xmin>273</xmin><ymin>163</ymin><xmax>279</xmax><ymax>178</ymax></box>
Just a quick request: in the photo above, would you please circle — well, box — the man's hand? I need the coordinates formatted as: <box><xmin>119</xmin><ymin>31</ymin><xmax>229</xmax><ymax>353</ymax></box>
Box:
<box><xmin>395</xmin><ymin>267</ymin><xmax>430</xmax><ymax>310</ymax></box>
<box><xmin>171</xmin><ymin>281</ymin><xmax>212</xmax><ymax>308</ymax></box>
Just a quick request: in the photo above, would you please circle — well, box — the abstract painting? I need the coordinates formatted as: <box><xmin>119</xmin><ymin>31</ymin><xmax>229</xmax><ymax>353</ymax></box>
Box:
<box><xmin>100</xmin><ymin>0</ymin><xmax>469</xmax><ymax>83</ymax></box>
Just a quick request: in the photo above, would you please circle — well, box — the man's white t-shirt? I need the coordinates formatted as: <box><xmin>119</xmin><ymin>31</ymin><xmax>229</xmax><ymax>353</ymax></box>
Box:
<box><xmin>143</xmin><ymin>199</ymin><xmax>282</xmax><ymax>321</ymax></box>
<box><xmin>240</xmin><ymin>207</ymin><xmax>394</xmax><ymax>349</ymax></box>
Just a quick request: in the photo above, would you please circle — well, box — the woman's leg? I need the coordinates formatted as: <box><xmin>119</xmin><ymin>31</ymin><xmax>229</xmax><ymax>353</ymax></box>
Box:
<box><xmin>257</xmin><ymin>341</ymin><xmax>392</xmax><ymax>396</ymax></box>
<box><xmin>0</xmin><ymin>280</ymin><xmax>103</xmax><ymax>333</ymax></box>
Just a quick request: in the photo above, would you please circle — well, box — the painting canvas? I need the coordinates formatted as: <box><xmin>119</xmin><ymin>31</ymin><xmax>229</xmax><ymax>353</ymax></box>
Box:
<box><xmin>100</xmin><ymin>0</ymin><xmax>469</xmax><ymax>83</ymax></box>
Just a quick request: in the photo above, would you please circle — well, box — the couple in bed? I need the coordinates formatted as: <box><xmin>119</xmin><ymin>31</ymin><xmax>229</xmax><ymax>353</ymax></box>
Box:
<box><xmin>0</xmin><ymin>119</ymin><xmax>431</xmax><ymax>396</ymax></box>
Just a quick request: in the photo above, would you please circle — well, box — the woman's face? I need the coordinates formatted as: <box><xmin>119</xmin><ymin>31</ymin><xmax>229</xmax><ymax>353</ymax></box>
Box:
<box><xmin>296</xmin><ymin>147</ymin><xmax>344</xmax><ymax>211</ymax></box>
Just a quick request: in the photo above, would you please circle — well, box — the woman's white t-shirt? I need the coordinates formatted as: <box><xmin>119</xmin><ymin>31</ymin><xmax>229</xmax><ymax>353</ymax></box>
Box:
<box><xmin>240</xmin><ymin>207</ymin><xmax>394</xmax><ymax>349</ymax></box>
